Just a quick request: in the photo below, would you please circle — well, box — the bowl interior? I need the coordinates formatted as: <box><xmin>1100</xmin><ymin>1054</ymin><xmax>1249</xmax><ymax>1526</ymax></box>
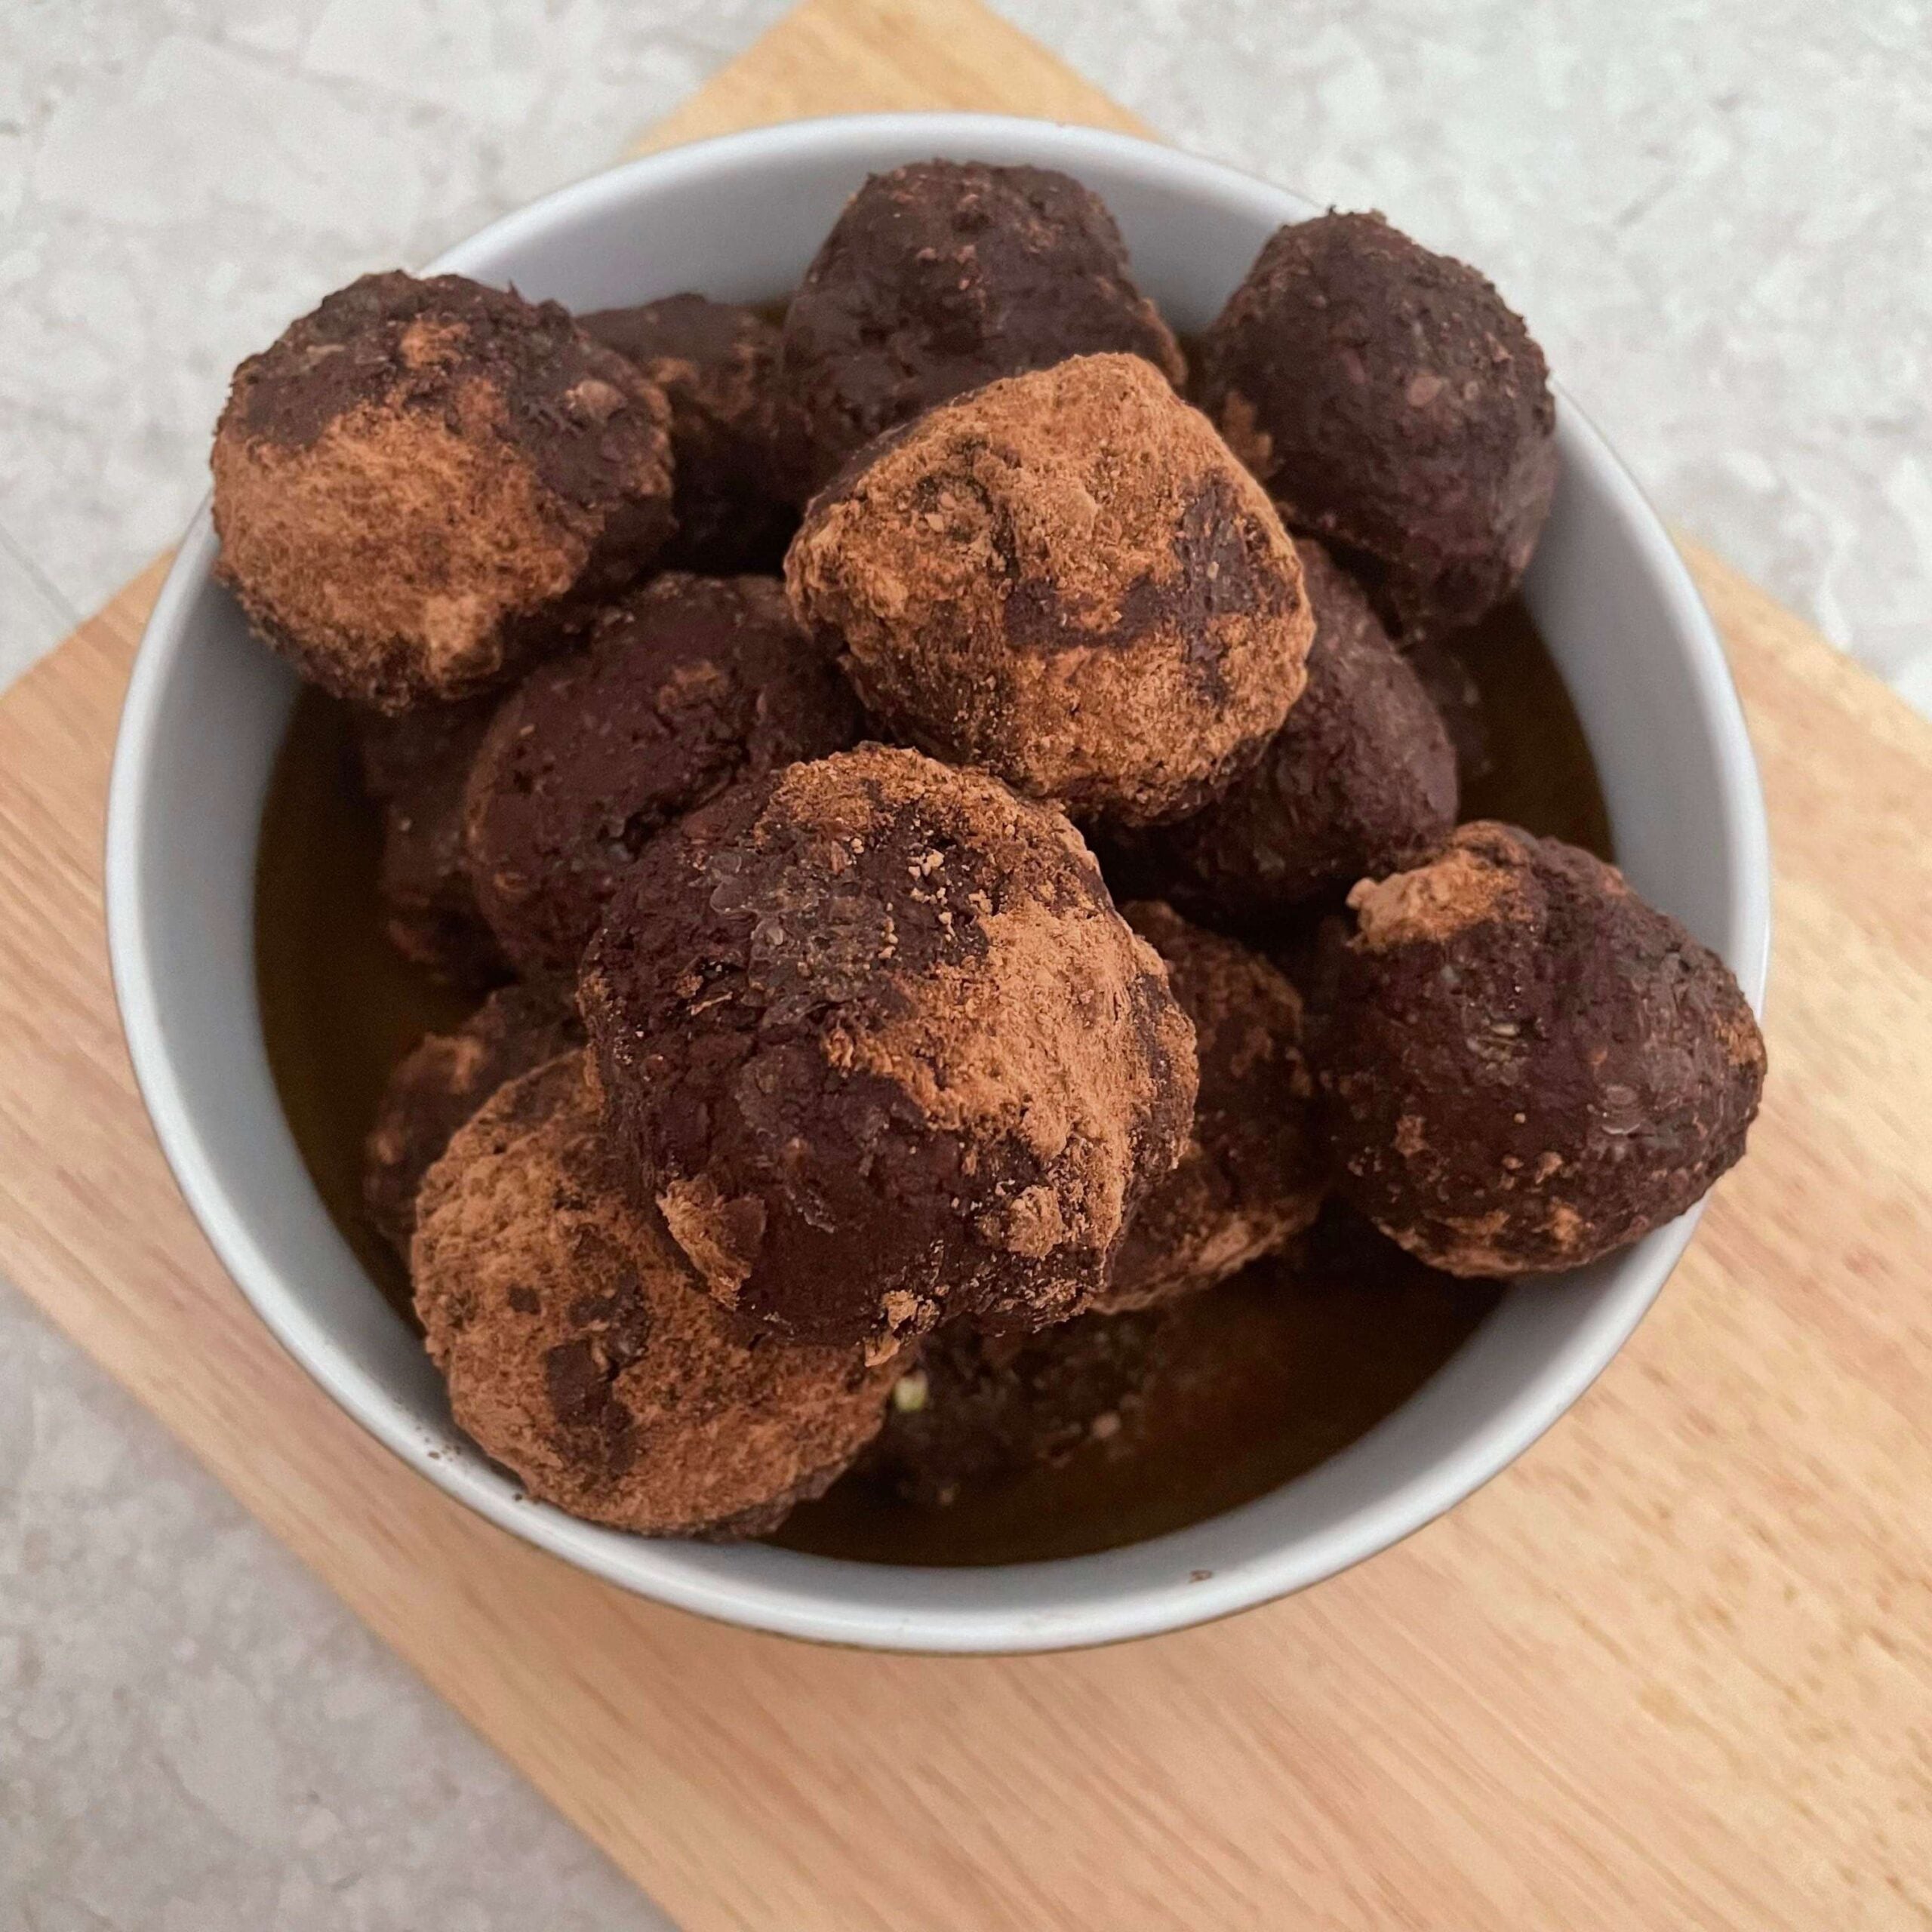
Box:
<box><xmin>109</xmin><ymin>114</ymin><xmax>1768</xmax><ymax>1651</ymax></box>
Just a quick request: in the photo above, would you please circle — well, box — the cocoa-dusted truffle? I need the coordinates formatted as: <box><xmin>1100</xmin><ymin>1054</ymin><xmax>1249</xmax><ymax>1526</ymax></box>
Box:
<box><xmin>213</xmin><ymin>272</ymin><xmax>675</xmax><ymax>710</ymax></box>
<box><xmin>362</xmin><ymin>984</ymin><xmax>583</xmax><ymax>1256</ymax></box>
<box><xmin>580</xmin><ymin>294</ymin><xmax>795</xmax><ymax>573</ymax></box>
<box><xmin>463</xmin><ymin>573</ymin><xmax>867</xmax><ymax>980</ymax></box>
<box><xmin>862</xmin><ymin>1308</ymin><xmax>1171</xmax><ymax>1507</ymax></box>
<box><xmin>1312</xmin><ymin>822</ymin><xmax>1766</xmax><ymax>1275</ymax></box>
<box><xmin>787</xmin><ymin>354</ymin><xmax>1313</xmax><ymax>826</ymax></box>
<box><xmin>1099</xmin><ymin>538</ymin><xmax>1457</xmax><ymax>922</ymax></box>
<box><xmin>781</xmin><ymin>159</ymin><xmax>1185</xmax><ymax>495</ymax></box>
<box><xmin>414</xmin><ymin>1051</ymin><xmax>900</xmax><ymax>1537</ymax></box>
<box><xmin>355</xmin><ymin>697</ymin><xmax>506</xmax><ymax>986</ymax></box>
<box><xmin>580</xmin><ymin>745</ymin><xmax>1198</xmax><ymax>1357</ymax></box>
<box><xmin>1099</xmin><ymin>902</ymin><xmax>1325</xmax><ymax>1311</ymax></box>
<box><xmin>1196</xmin><ymin>212</ymin><xmax>1557</xmax><ymax>641</ymax></box>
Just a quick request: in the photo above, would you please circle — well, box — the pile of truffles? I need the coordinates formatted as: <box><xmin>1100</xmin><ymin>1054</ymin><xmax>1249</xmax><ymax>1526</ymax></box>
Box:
<box><xmin>213</xmin><ymin>160</ymin><xmax>1765</xmax><ymax>1540</ymax></box>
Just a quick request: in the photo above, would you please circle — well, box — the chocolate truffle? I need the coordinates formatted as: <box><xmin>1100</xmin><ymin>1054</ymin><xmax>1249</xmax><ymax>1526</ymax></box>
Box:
<box><xmin>787</xmin><ymin>354</ymin><xmax>1313</xmax><ymax>826</ymax></box>
<box><xmin>1311</xmin><ymin>822</ymin><xmax>1766</xmax><ymax>1275</ymax></box>
<box><xmin>1196</xmin><ymin>212</ymin><xmax>1557</xmax><ymax>641</ymax></box>
<box><xmin>212</xmin><ymin>272</ymin><xmax>675</xmax><ymax>710</ymax></box>
<box><xmin>1279</xmin><ymin>1196</ymin><xmax>1491</xmax><ymax>1297</ymax></box>
<box><xmin>580</xmin><ymin>294</ymin><xmax>796</xmax><ymax>573</ymax></box>
<box><xmin>861</xmin><ymin>1308</ymin><xmax>1171</xmax><ymax>1507</ymax></box>
<box><xmin>355</xmin><ymin>696</ymin><xmax>506</xmax><ymax>986</ymax></box>
<box><xmin>1099</xmin><ymin>902</ymin><xmax>1325</xmax><ymax>1311</ymax></box>
<box><xmin>413</xmin><ymin>1051</ymin><xmax>900</xmax><ymax>1537</ymax></box>
<box><xmin>1098</xmin><ymin>538</ymin><xmax>1457</xmax><ymax>921</ymax></box>
<box><xmin>362</xmin><ymin>984</ymin><xmax>584</xmax><ymax>1256</ymax></box>
<box><xmin>580</xmin><ymin>745</ymin><xmax>1198</xmax><ymax>1356</ymax></box>
<box><xmin>780</xmin><ymin>159</ymin><xmax>1185</xmax><ymax>495</ymax></box>
<box><xmin>1405</xmin><ymin>632</ymin><xmax>1494</xmax><ymax>785</ymax></box>
<box><xmin>462</xmin><ymin>573</ymin><xmax>867</xmax><ymax>980</ymax></box>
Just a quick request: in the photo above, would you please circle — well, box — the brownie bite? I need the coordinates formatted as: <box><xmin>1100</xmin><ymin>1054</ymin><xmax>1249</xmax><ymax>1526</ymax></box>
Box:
<box><xmin>780</xmin><ymin>159</ymin><xmax>1186</xmax><ymax>496</ymax></box>
<box><xmin>413</xmin><ymin>1052</ymin><xmax>900</xmax><ymax>1537</ymax></box>
<box><xmin>580</xmin><ymin>294</ymin><xmax>797</xmax><ymax>572</ymax></box>
<box><xmin>579</xmin><ymin>746</ymin><xmax>1198</xmax><ymax>1358</ymax></box>
<box><xmin>213</xmin><ymin>272</ymin><xmax>675</xmax><ymax>710</ymax></box>
<box><xmin>362</xmin><ymin>984</ymin><xmax>584</xmax><ymax>1257</ymax></box>
<box><xmin>1196</xmin><ymin>213</ymin><xmax>1556</xmax><ymax>641</ymax></box>
<box><xmin>354</xmin><ymin>695</ymin><xmax>507</xmax><ymax>986</ymax></box>
<box><xmin>463</xmin><ymin>573</ymin><xmax>867</xmax><ymax>980</ymax></box>
<box><xmin>1311</xmin><ymin>822</ymin><xmax>1766</xmax><ymax>1275</ymax></box>
<box><xmin>1099</xmin><ymin>903</ymin><xmax>1325</xmax><ymax>1311</ymax></box>
<box><xmin>787</xmin><ymin>354</ymin><xmax>1313</xmax><ymax>826</ymax></box>
<box><xmin>1099</xmin><ymin>538</ymin><xmax>1457</xmax><ymax>924</ymax></box>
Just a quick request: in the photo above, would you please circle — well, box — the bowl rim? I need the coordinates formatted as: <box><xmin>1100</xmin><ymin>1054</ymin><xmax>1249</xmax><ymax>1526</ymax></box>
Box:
<box><xmin>106</xmin><ymin>111</ymin><xmax>1771</xmax><ymax>1653</ymax></box>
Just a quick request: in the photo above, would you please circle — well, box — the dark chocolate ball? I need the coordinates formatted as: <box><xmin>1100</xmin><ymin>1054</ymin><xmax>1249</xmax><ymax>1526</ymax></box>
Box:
<box><xmin>1404</xmin><ymin>632</ymin><xmax>1494</xmax><ymax>785</ymax></box>
<box><xmin>780</xmin><ymin>159</ymin><xmax>1186</xmax><ymax>496</ymax></box>
<box><xmin>462</xmin><ymin>573</ymin><xmax>866</xmax><ymax>980</ymax></box>
<box><xmin>413</xmin><ymin>1051</ymin><xmax>900</xmax><ymax>1538</ymax></box>
<box><xmin>1100</xmin><ymin>903</ymin><xmax>1326</xmax><ymax>1310</ymax></box>
<box><xmin>1100</xmin><ymin>539</ymin><xmax>1457</xmax><ymax>924</ymax></box>
<box><xmin>786</xmin><ymin>353</ymin><xmax>1313</xmax><ymax>826</ymax></box>
<box><xmin>580</xmin><ymin>294</ymin><xmax>798</xmax><ymax>574</ymax></box>
<box><xmin>860</xmin><ymin>1309</ymin><xmax>1173</xmax><ymax>1507</ymax></box>
<box><xmin>354</xmin><ymin>695</ymin><xmax>507</xmax><ymax>986</ymax></box>
<box><xmin>213</xmin><ymin>272</ymin><xmax>675</xmax><ymax>710</ymax></box>
<box><xmin>362</xmin><ymin>984</ymin><xmax>584</xmax><ymax>1256</ymax></box>
<box><xmin>1277</xmin><ymin>1196</ymin><xmax>1489</xmax><ymax>1295</ymax></box>
<box><xmin>578</xmin><ymin>745</ymin><xmax>1198</xmax><ymax>1358</ymax></box>
<box><xmin>1196</xmin><ymin>213</ymin><xmax>1556</xmax><ymax>641</ymax></box>
<box><xmin>1311</xmin><ymin>822</ymin><xmax>1766</xmax><ymax>1275</ymax></box>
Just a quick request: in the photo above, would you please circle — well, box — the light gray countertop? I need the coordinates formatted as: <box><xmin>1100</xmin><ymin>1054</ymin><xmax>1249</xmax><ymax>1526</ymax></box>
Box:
<box><xmin>2</xmin><ymin>3</ymin><xmax>1925</xmax><ymax>1925</ymax></box>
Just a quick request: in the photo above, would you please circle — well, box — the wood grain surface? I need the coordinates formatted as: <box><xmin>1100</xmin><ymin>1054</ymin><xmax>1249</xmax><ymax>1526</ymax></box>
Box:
<box><xmin>2</xmin><ymin>5</ymin><xmax>1929</xmax><ymax>1926</ymax></box>
<box><xmin>632</xmin><ymin>0</ymin><xmax>1149</xmax><ymax>154</ymax></box>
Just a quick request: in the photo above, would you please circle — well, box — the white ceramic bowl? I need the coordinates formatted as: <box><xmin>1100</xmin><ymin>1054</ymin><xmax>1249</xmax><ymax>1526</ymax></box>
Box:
<box><xmin>107</xmin><ymin>113</ymin><xmax>1770</xmax><ymax>1653</ymax></box>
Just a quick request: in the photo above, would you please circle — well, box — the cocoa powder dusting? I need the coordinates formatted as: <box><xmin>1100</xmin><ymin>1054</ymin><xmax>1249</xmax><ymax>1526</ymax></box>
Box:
<box><xmin>579</xmin><ymin>745</ymin><xmax>1198</xmax><ymax>1354</ymax></box>
<box><xmin>211</xmin><ymin>272</ymin><xmax>674</xmax><ymax>711</ymax></box>
<box><xmin>786</xmin><ymin>353</ymin><xmax>1312</xmax><ymax>826</ymax></box>
<box><xmin>411</xmin><ymin>1052</ymin><xmax>898</xmax><ymax>1537</ymax></box>
<box><xmin>1346</xmin><ymin>830</ymin><xmax>1528</xmax><ymax>949</ymax></box>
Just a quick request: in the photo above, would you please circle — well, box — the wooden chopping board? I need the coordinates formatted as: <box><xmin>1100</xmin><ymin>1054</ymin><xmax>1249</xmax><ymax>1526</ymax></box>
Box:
<box><xmin>3</xmin><ymin>1</ymin><xmax>1930</xmax><ymax>1924</ymax></box>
